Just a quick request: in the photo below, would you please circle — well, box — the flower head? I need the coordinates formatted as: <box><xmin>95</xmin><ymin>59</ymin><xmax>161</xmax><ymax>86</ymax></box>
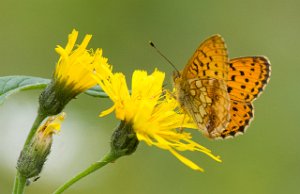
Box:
<box><xmin>94</xmin><ymin>69</ymin><xmax>221</xmax><ymax>171</ymax></box>
<box><xmin>39</xmin><ymin>29</ymin><xmax>111</xmax><ymax>116</ymax></box>
<box><xmin>54</xmin><ymin>29</ymin><xmax>111</xmax><ymax>93</ymax></box>
<box><xmin>17</xmin><ymin>113</ymin><xmax>65</xmax><ymax>178</ymax></box>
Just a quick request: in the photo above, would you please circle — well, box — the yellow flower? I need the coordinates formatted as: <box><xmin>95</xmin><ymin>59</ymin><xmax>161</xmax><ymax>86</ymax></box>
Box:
<box><xmin>94</xmin><ymin>69</ymin><xmax>221</xmax><ymax>172</ymax></box>
<box><xmin>39</xmin><ymin>29</ymin><xmax>111</xmax><ymax>116</ymax></box>
<box><xmin>54</xmin><ymin>29</ymin><xmax>111</xmax><ymax>93</ymax></box>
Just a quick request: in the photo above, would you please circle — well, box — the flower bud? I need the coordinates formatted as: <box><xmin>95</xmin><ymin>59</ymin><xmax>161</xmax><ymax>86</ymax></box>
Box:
<box><xmin>17</xmin><ymin>113</ymin><xmax>65</xmax><ymax>178</ymax></box>
<box><xmin>110</xmin><ymin>121</ymin><xmax>139</xmax><ymax>158</ymax></box>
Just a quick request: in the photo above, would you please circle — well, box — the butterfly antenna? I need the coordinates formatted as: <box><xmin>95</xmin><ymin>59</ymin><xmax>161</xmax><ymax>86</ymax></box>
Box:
<box><xmin>149</xmin><ymin>41</ymin><xmax>180</xmax><ymax>73</ymax></box>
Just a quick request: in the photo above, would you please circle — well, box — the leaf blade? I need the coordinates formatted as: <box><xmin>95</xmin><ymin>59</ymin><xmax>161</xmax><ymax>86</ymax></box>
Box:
<box><xmin>0</xmin><ymin>75</ymin><xmax>108</xmax><ymax>105</ymax></box>
<box><xmin>0</xmin><ymin>76</ymin><xmax>50</xmax><ymax>105</ymax></box>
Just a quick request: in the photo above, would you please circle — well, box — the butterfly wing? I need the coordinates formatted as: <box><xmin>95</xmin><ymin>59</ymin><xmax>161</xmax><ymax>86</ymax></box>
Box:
<box><xmin>222</xmin><ymin>56</ymin><xmax>271</xmax><ymax>138</ymax></box>
<box><xmin>227</xmin><ymin>56</ymin><xmax>271</xmax><ymax>102</ymax></box>
<box><xmin>174</xmin><ymin>35</ymin><xmax>231</xmax><ymax>138</ymax></box>
<box><xmin>182</xmin><ymin>34</ymin><xmax>229</xmax><ymax>80</ymax></box>
<box><xmin>220</xmin><ymin>101</ymin><xmax>253</xmax><ymax>138</ymax></box>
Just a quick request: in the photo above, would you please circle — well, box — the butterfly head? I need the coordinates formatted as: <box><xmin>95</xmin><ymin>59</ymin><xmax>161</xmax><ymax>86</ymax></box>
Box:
<box><xmin>172</xmin><ymin>70</ymin><xmax>185</xmax><ymax>103</ymax></box>
<box><xmin>172</xmin><ymin>70</ymin><xmax>182</xmax><ymax>83</ymax></box>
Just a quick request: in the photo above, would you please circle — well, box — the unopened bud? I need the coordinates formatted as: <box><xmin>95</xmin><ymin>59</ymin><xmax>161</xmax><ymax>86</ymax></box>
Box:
<box><xmin>17</xmin><ymin>113</ymin><xmax>65</xmax><ymax>178</ymax></box>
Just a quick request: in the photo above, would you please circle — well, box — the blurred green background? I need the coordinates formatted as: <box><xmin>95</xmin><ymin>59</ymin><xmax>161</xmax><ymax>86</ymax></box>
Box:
<box><xmin>0</xmin><ymin>0</ymin><xmax>299</xmax><ymax>193</ymax></box>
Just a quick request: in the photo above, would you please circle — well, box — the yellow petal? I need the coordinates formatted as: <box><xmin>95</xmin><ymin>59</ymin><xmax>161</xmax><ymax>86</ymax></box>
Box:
<box><xmin>99</xmin><ymin>105</ymin><xmax>115</xmax><ymax>117</ymax></box>
<box><xmin>169</xmin><ymin>148</ymin><xmax>204</xmax><ymax>172</ymax></box>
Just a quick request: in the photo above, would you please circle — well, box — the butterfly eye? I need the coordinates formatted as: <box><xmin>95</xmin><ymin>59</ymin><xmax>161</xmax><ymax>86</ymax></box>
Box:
<box><xmin>173</xmin><ymin>71</ymin><xmax>181</xmax><ymax>80</ymax></box>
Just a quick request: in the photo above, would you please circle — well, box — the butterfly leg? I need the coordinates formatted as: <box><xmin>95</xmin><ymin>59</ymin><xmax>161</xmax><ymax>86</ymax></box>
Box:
<box><xmin>177</xmin><ymin>113</ymin><xmax>187</xmax><ymax>133</ymax></box>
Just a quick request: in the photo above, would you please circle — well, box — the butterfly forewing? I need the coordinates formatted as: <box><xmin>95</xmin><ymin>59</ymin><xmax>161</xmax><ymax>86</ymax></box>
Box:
<box><xmin>183</xmin><ymin>35</ymin><xmax>229</xmax><ymax>80</ymax></box>
<box><xmin>174</xmin><ymin>35</ymin><xmax>231</xmax><ymax>138</ymax></box>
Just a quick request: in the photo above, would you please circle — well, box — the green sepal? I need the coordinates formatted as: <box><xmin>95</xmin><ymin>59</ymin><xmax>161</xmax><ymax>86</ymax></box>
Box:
<box><xmin>110</xmin><ymin>121</ymin><xmax>139</xmax><ymax>158</ymax></box>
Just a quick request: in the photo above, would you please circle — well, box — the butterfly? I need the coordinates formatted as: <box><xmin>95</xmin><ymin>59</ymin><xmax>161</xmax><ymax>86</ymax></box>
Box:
<box><xmin>173</xmin><ymin>34</ymin><xmax>271</xmax><ymax>139</ymax></box>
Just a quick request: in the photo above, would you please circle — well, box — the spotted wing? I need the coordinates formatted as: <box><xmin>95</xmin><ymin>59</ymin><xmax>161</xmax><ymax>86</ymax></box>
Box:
<box><xmin>181</xmin><ymin>78</ymin><xmax>231</xmax><ymax>138</ymax></box>
<box><xmin>175</xmin><ymin>35</ymin><xmax>231</xmax><ymax>138</ymax></box>
<box><xmin>221</xmin><ymin>56</ymin><xmax>271</xmax><ymax>138</ymax></box>
<box><xmin>220</xmin><ymin>101</ymin><xmax>253</xmax><ymax>138</ymax></box>
<box><xmin>182</xmin><ymin>34</ymin><xmax>229</xmax><ymax>80</ymax></box>
<box><xmin>227</xmin><ymin>56</ymin><xmax>271</xmax><ymax>102</ymax></box>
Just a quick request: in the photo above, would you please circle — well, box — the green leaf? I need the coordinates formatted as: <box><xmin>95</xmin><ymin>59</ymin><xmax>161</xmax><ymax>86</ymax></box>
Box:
<box><xmin>84</xmin><ymin>85</ymin><xmax>108</xmax><ymax>98</ymax></box>
<box><xmin>0</xmin><ymin>75</ymin><xmax>108</xmax><ymax>105</ymax></box>
<box><xmin>0</xmin><ymin>76</ymin><xmax>50</xmax><ymax>105</ymax></box>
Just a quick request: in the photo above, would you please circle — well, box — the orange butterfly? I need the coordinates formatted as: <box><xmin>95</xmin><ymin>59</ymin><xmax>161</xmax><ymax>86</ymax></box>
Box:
<box><xmin>173</xmin><ymin>35</ymin><xmax>271</xmax><ymax>139</ymax></box>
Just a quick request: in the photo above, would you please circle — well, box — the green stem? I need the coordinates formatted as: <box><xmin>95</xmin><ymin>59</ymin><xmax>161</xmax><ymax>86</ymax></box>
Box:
<box><xmin>12</xmin><ymin>112</ymin><xmax>47</xmax><ymax>194</ymax></box>
<box><xmin>12</xmin><ymin>172</ymin><xmax>27</xmax><ymax>194</ymax></box>
<box><xmin>23</xmin><ymin>112</ymin><xmax>47</xmax><ymax>147</ymax></box>
<box><xmin>53</xmin><ymin>152</ymin><xmax>116</xmax><ymax>194</ymax></box>
<box><xmin>12</xmin><ymin>174</ymin><xmax>19</xmax><ymax>194</ymax></box>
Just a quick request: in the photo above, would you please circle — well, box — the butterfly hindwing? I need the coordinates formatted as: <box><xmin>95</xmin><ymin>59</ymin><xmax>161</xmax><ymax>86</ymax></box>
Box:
<box><xmin>227</xmin><ymin>56</ymin><xmax>271</xmax><ymax>102</ymax></box>
<box><xmin>221</xmin><ymin>101</ymin><xmax>253</xmax><ymax>138</ymax></box>
<box><xmin>221</xmin><ymin>56</ymin><xmax>270</xmax><ymax>139</ymax></box>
